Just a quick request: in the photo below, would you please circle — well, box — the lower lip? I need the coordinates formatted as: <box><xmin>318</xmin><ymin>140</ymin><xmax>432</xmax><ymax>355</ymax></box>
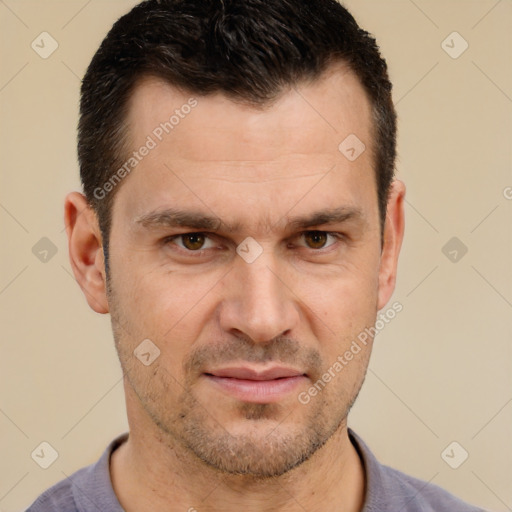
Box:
<box><xmin>205</xmin><ymin>375</ymin><xmax>307</xmax><ymax>403</ymax></box>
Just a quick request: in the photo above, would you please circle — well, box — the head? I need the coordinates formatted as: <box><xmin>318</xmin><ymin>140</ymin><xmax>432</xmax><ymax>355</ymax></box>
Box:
<box><xmin>67</xmin><ymin>0</ymin><xmax>405</xmax><ymax>478</ymax></box>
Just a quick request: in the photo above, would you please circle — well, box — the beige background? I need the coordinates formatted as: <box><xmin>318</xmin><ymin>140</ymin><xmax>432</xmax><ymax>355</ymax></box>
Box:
<box><xmin>1</xmin><ymin>1</ymin><xmax>511</xmax><ymax>511</ymax></box>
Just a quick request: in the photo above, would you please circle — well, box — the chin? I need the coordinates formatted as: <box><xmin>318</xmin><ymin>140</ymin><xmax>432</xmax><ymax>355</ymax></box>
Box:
<box><xmin>175</xmin><ymin>402</ymin><xmax>341</xmax><ymax>478</ymax></box>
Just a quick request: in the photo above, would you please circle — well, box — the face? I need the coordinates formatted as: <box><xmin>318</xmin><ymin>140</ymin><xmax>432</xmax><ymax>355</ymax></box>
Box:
<box><xmin>90</xmin><ymin>66</ymin><xmax>403</xmax><ymax>477</ymax></box>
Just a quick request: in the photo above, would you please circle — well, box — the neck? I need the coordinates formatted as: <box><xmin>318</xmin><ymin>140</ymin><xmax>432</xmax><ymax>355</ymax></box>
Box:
<box><xmin>110</xmin><ymin>396</ymin><xmax>365</xmax><ymax>512</ymax></box>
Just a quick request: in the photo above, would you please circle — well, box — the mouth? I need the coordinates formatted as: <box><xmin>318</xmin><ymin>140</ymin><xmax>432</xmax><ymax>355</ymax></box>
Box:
<box><xmin>203</xmin><ymin>366</ymin><xmax>308</xmax><ymax>404</ymax></box>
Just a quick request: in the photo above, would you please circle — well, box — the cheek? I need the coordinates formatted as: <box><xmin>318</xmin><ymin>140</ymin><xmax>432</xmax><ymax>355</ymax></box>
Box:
<box><xmin>298</xmin><ymin>258</ymin><xmax>380</xmax><ymax>325</ymax></box>
<box><xmin>292</xmin><ymin>259</ymin><xmax>380</xmax><ymax>373</ymax></box>
<box><xmin>118</xmin><ymin>268</ymin><xmax>224</xmax><ymax>360</ymax></box>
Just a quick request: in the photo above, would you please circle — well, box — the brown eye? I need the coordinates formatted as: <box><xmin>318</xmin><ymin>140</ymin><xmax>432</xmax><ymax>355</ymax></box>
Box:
<box><xmin>181</xmin><ymin>233</ymin><xmax>206</xmax><ymax>250</ymax></box>
<box><xmin>303</xmin><ymin>231</ymin><xmax>328</xmax><ymax>249</ymax></box>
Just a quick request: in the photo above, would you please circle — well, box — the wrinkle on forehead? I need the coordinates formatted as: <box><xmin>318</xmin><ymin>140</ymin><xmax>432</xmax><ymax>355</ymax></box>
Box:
<box><xmin>166</xmin><ymin>159</ymin><xmax>336</xmax><ymax>184</ymax></box>
<box><xmin>199</xmin><ymin>171</ymin><xmax>327</xmax><ymax>184</ymax></box>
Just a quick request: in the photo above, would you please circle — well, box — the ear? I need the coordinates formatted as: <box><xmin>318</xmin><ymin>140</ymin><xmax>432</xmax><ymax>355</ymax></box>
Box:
<box><xmin>377</xmin><ymin>179</ymin><xmax>406</xmax><ymax>311</ymax></box>
<box><xmin>64</xmin><ymin>192</ymin><xmax>109</xmax><ymax>314</ymax></box>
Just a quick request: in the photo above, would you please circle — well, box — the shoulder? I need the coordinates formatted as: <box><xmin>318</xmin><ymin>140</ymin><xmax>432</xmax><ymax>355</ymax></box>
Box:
<box><xmin>23</xmin><ymin>472</ymin><xmax>81</xmax><ymax>511</ymax></box>
<box><xmin>24</xmin><ymin>433</ymin><xmax>128</xmax><ymax>512</ymax></box>
<box><xmin>348</xmin><ymin>429</ymin><xmax>487</xmax><ymax>512</ymax></box>
<box><xmin>379</xmin><ymin>463</ymin><xmax>486</xmax><ymax>512</ymax></box>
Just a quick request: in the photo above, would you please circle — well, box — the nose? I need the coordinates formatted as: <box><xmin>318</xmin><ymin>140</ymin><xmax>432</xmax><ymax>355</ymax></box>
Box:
<box><xmin>218</xmin><ymin>251</ymin><xmax>300</xmax><ymax>344</ymax></box>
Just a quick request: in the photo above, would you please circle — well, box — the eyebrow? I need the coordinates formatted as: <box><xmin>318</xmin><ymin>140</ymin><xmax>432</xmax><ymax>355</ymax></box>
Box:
<box><xmin>134</xmin><ymin>206</ymin><xmax>364</xmax><ymax>233</ymax></box>
<box><xmin>286</xmin><ymin>207</ymin><xmax>363</xmax><ymax>231</ymax></box>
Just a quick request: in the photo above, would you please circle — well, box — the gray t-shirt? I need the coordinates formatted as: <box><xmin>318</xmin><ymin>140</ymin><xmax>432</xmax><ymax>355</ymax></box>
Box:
<box><xmin>25</xmin><ymin>429</ymin><xmax>487</xmax><ymax>511</ymax></box>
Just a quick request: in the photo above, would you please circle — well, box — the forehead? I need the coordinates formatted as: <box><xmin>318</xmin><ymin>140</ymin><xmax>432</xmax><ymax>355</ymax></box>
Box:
<box><xmin>126</xmin><ymin>64</ymin><xmax>373</xmax><ymax>162</ymax></box>
<box><xmin>114</xmin><ymin>64</ymin><xmax>376</xmax><ymax>231</ymax></box>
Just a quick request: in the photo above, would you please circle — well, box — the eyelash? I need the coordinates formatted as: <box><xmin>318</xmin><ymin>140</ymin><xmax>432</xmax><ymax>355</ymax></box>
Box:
<box><xmin>162</xmin><ymin>233</ymin><xmax>215</xmax><ymax>258</ymax></box>
<box><xmin>163</xmin><ymin>231</ymin><xmax>344</xmax><ymax>257</ymax></box>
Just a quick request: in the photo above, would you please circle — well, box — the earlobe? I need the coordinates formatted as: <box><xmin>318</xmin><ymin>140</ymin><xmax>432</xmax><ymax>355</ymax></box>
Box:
<box><xmin>64</xmin><ymin>192</ymin><xmax>109</xmax><ymax>314</ymax></box>
<box><xmin>377</xmin><ymin>180</ymin><xmax>406</xmax><ymax>311</ymax></box>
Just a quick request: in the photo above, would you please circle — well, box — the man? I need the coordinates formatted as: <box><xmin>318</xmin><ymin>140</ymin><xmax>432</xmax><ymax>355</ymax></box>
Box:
<box><xmin>26</xmin><ymin>0</ymin><xmax>485</xmax><ymax>510</ymax></box>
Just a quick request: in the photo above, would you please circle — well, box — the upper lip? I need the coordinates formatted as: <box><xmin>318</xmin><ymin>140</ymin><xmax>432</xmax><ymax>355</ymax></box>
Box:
<box><xmin>206</xmin><ymin>366</ymin><xmax>305</xmax><ymax>381</ymax></box>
